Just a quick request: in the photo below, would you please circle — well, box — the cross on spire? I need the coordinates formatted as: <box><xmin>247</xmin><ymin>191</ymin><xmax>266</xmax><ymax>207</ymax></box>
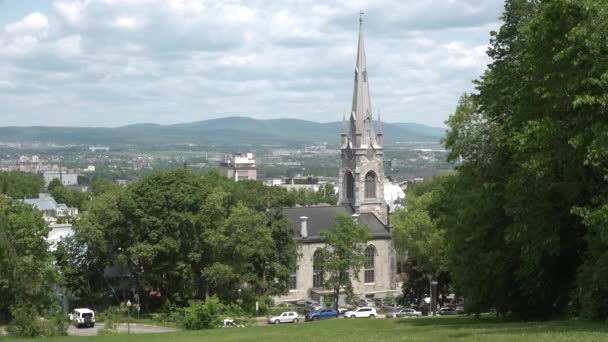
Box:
<box><xmin>359</xmin><ymin>11</ymin><xmax>364</xmax><ymax>26</ymax></box>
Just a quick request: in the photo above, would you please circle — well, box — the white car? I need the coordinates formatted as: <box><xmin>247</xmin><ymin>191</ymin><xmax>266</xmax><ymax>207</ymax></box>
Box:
<box><xmin>344</xmin><ymin>307</ymin><xmax>377</xmax><ymax>319</ymax></box>
<box><xmin>69</xmin><ymin>308</ymin><xmax>96</xmax><ymax>328</ymax></box>
<box><xmin>268</xmin><ymin>311</ymin><xmax>299</xmax><ymax>324</ymax></box>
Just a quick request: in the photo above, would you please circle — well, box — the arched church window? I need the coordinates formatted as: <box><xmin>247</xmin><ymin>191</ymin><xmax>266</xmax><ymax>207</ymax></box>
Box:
<box><xmin>313</xmin><ymin>250</ymin><xmax>323</xmax><ymax>288</ymax></box>
<box><xmin>364</xmin><ymin>245</ymin><xmax>376</xmax><ymax>283</ymax></box>
<box><xmin>345</xmin><ymin>171</ymin><xmax>355</xmax><ymax>200</ymax></box>
<box><xmin>364</xmin><ymin>171</ymin><xmax>376</xmax><ymax>199</ymax></box>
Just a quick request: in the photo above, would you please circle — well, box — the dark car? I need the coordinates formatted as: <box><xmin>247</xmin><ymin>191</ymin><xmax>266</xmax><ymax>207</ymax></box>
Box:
<box><xmin>437</xmin><ymin>307</ymin><xmax>458</xmax><ymax>316</ymax></box>
<box><xmin>305</xmin><ymin>308</ymin><xmax>338</xmax><ymax>321</ymax></box>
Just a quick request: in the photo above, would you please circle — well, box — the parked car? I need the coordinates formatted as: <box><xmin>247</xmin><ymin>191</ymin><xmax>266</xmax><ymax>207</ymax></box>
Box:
<box><xmin>305</xmin><ymin>308</ymin><xmax>338</xmax><ymax>321</ymax></box>
<box><xmin>69</xmin><ymin>308</ymin><xmax>95</xmax><ymax>328</ymax></box>
<box><xmin>344</xmin><ymin>307</ymin><xmax>377</xmax><ymax>319</ymax></box>
<box><xmin>437</xmin><ymin>307</ymin><xmax>459</xmax><ymax>316</ymax></box>
<box><xmin>384</xmin><ymin>307</ymin><xmax>403</xmax><ymax>318</ymax></box>
<box><xmin>413</xmin><ymin>305</ymin><xmax>430</xmax><ymax>316</ymax></box>
<box><xmin>268</xmin><ymin>311</ymin><xmax>299</xmax><ymax>324</ymax></box>
<box><xmin>396</xmin><ymin>308</ymin><xmax>422</xmax><ymax>318</ymax></box>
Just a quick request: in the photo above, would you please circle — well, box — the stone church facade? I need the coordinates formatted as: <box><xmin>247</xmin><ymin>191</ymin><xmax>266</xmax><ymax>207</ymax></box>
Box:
<box><xmin>275</xmin><ymin>17</ymin><xmax>398</xmax><ymax>305</ymax></box>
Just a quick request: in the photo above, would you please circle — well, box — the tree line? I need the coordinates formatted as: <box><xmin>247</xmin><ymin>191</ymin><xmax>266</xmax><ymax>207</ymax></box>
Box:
<box><xmin>393</xmin><ymin>0</ymin><xmax>608</xmax><ymax>320</ymax></box>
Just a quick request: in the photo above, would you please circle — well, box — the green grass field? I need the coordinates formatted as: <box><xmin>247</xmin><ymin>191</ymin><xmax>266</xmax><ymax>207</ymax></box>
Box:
<box><xmin>7</xmin><ymin>316</ymin><xmax>608</xmax><ymax>341</ymax></box>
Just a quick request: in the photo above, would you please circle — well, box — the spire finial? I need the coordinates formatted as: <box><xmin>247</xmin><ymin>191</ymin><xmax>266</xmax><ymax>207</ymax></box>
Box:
<box><xmin>359</xmin><ymin>11</ymin><xmax>364</xmax><ymax>26</ymax></box>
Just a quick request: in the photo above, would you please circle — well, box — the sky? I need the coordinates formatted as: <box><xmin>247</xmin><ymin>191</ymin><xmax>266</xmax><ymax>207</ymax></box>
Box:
<box><xmin>0</xmin><ymin>0</ymin><xmax>504</xmax><ymax>127</ymax></box>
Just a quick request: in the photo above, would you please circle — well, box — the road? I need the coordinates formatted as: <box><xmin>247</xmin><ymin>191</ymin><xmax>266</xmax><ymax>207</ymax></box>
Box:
<box><xmin>68</xmin><ymin>323</ymin><xmax>176</xmax><ymax>336</ymax></box>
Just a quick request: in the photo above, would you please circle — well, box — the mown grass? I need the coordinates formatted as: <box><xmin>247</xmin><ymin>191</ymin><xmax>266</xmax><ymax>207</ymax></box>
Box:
<box><xmin>4</xmin><ymin>316</ymin><xmax>608</xmax><ymax>341</ymax></box>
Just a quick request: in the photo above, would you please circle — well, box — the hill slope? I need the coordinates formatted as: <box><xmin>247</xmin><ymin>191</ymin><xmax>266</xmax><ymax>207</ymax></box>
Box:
<box><xmin>0</xmin><ymin>117</ymin><xmax>446</xmax><ymax>147</ymax></box>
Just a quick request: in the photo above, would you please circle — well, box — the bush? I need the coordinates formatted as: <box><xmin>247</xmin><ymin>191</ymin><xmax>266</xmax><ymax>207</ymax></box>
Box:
<box><xmin>97</xmin><ymin>309</ymin><xmax>118</xmax><ymax>336</ymax></box>
<box><xmin>180</xmin><ymin>297</ymin><xmax>222</xmax><ymax>330</ymax></box>
<box><xmin>151</xmin><ymin>301</ymin><xmax>186</xmax><ymax>325</ymax></box>
<box><xmin>6</xmin><ymin>306</ymin><xmax>68</xmax><ymax>338</ymax></box>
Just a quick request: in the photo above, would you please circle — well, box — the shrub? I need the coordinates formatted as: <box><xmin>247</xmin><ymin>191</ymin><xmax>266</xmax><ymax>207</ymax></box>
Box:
<box><xmin>180</xmin><ymin>297</ymin><xmax>222</xmax><ymax>330</ymax></box>
<box><xmin>97</xmin><ymin>310</ymin><xmax>118</xmax><ymax>336</ymax></box>
<box><xmin>6</xmin><ymin>306</ymin><xmax>68</xmax><ymax>338</ymax></box>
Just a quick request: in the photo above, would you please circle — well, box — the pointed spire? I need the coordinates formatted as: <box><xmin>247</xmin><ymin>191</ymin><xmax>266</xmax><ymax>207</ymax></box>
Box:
<box><xmin>341</xmin><ymin>109</ymin><xmax>347</xmax><ymax>134</ymax></box>
<box><xmin>351</xmin><ymin>12</ymin><xmax>372</xmax><ymax>147</ymax></box>
<box><xmin>377</xmin><ymin>110</ymin><xmax>383</xmax><ymax>134</ymax></box>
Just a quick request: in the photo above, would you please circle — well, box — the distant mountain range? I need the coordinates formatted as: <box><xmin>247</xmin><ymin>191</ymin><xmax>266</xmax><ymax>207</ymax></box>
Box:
<box><xmin>0</xmin><ymin>117</ymin><xmax>446</xmax><ymax>147</ymax></box>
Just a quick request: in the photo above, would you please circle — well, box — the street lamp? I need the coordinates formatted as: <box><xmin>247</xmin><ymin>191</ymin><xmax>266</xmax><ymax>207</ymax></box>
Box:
<box><xmin>237</xmin><ymin>288</ymin><xmax>242</xmax><ymax>305</ymax></box>
<box><xmin>126</xmin><ymin>300</ymin><xmax>132</xmax><ymax>334</ymax></box>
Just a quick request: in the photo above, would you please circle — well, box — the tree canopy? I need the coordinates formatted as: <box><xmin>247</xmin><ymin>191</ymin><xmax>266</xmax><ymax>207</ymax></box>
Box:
<box><xmin>433</xmin><ymin>0</ymin><xmax>608</xmax><ymax>320</ymax></box>
<box><xmin>0</xmin><ymin>172</ymin><xmax>43</xmax><ymax>199</ymax></box>
<box><xmin>57</xmin><ymin>170</ymin><xmax>298</xmax><ymax>309</ymax></box>
<box><xmin>0</xmin><ymin>197</ymin><xmax>58</xmax><ymax>320</ymax></box>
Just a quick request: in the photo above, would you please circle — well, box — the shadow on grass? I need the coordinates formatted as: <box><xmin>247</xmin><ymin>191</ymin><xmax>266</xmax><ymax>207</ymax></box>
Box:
<box><xmin>396</xmin><ymin>315</ymin><xmax>608</xmax><ymax>336</ymax></box>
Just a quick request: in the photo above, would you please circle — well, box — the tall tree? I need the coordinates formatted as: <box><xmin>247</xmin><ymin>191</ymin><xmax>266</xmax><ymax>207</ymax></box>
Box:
<box><xmin>0</xmin><ymin>197</ymin><xmax>58</xmax><ymax>319</ymax></box>
<box><xmin>392</xmin><ymin>178</ymin><xmax>449</xmax><ymax>307</ymax></box>
<box><xmin>317</xmin><ymin>214</ymin><xmax>371</xmax><ymax>310</ymax></box>
<box><xmin>435</xmin><ymin>0</ymin><xmax>608</xmax><ymax>319</ymax></box>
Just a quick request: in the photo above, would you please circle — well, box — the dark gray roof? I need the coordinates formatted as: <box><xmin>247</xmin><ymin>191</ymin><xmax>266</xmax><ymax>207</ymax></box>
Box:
<box><xmin>281</xmin><ymin>205</ymin><xmax>391</xmax><ymax>243</ymax></box>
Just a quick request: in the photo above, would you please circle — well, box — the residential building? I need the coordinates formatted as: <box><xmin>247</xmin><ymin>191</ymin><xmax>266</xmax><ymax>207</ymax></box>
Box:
<box><xmin>22</xmin><ymin>193</ymin><xmax>79</xmax><ymax>223</ymax></box>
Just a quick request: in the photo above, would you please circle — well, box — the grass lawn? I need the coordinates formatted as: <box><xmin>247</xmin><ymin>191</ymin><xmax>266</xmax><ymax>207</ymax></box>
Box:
<box><xmin>5</xmin><ymin>316</ymin><xmax>608</xmax><ymax>341</ymax></box>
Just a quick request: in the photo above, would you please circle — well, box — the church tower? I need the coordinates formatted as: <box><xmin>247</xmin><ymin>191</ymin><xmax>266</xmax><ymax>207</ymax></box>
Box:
<box><xmin>338</xmin><ymin>15</ymin><xmax>387</xmax><ymax>225</ymax></box>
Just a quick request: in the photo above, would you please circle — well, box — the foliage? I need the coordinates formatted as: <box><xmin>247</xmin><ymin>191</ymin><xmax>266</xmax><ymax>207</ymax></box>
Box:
<box><xmin>48</xmin><ymin>178</ymin><xmax>89</xmax><ymax>210</ymax></box>
<box><xmin>58</xmin><ymin>170</ymin><xmax>298</xmax><ymax>311</ymax></box>
<box><xmin>392</xmin><ymin>178</ymin><xmax>449</xmax><ymax>305</ymax></box>
<box><xmin>6</xmin><ymin>306</ymin><xmax>68</xmax><ymax>338</ymax></box>
<box><xmin>317</xmin><ymin>214</ymin><xmax>371</xmax><ymax>310</ymax></box>
<box><xmin>181</xmin><ymin>298</ymin><xmax>222</xmax><ymax>330</ymax></box>
<box><xmin>433</xmin><ymin>0</ymin><xmax>608</xmax><ymax>320</ymax></box>
<box><xmin>292</xmin><ymin>184</ymin><xmax>337</xmax><ymax>206</ymax></box>
<box><xmin>0</xmin><ymin>171</ymin><xmax>43</xmax><ymax>199</ymax></box>
<box><xmin>0</xmin><ymin>197</ymin><xmax>58</xmax><ymax>320</ymax></box>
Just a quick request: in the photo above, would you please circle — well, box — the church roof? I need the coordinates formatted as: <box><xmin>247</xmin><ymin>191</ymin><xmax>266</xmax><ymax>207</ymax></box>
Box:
<box><xmin>281</xmin><ymin>205</ymin><xmax>391</xmax><ymax>243</ymax></box>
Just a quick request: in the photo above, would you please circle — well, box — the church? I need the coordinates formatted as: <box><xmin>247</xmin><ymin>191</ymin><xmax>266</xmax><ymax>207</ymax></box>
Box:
<box><xmin>276</xmin><ymin>17</ymin><xmax>398</xmax><ymax>305</ymax></box>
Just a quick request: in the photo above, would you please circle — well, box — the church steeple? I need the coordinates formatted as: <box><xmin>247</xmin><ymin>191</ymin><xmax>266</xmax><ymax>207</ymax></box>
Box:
<box><xmin>350</xmin><ymin>11</ymin><xmax>374</xmax><ymax>148</ymax></box>
<box><xmin>338</xmin><ymin>14</ymin><xmax>387</xmax><ymax>225</ymax></box>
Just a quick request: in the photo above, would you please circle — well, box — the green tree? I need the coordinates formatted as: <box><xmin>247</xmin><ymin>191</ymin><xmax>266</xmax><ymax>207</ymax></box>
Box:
<box><xmin>434</xmin><ymin>0</ymin><xmax>608</xmax><ymax>319</ymax></box>
<box><xmin>0</xmin><ymin>171</ymin><xmax>43</xmax><ymax>199</ymax></box>
<box><xmin>0</xmin><ymin>197</ymin><xmax>58</xmax><ymax>320</ymax></box>
<box><xmin>392</xmin><ymin>178</ymin><xmax>449</xmax><ymax>307</ymax></box>
<box><xmin>317</xmin><ymin>214</ymin><xmax>371</xmax><ymax>310</ymax></box>
<box><xmin>62</xmin><ymin>170</ymin><xmax>297</xmax><ymax>309</ymax></box>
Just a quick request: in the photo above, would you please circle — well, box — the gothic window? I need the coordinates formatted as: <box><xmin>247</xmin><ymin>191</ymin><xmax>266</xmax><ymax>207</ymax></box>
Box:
<box><xmin>345</xmin><ymin>171</ymin><xmax>355</xmax><ymax>200</ymax></box>
<box><xmin>313</xmin><ymin>250</ymin><xmax>324</xmax><ymax>288</ymax></box>
<box><xmin>289</xmin><ymin>271</ymin><xmax>297</xmax><ymax>290</ymax></box>
<box><xmin>364</xmin><ymin>245</ymin><xmax>376</xmax><ymax>283</ymax></box>
<box><xmin>364</xmin><ymin>171</ymin><xmax>376</xmax><ymax>199</ymax></box>
<box><xmin>363</xmin><ymin>70</ymin><xmax>367</xmax><ymax>82</ymax></box>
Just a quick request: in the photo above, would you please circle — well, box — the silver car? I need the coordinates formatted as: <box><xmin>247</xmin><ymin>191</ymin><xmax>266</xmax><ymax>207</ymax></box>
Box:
<box><xmin>268</xmin><ymin>311</ymin><xmax>299</xmax><ymax>324</ymax></box>
<box><xmin>396</xmin><ymin>308</ymin><xmax>422</xmax><ymax>317</ymax></box>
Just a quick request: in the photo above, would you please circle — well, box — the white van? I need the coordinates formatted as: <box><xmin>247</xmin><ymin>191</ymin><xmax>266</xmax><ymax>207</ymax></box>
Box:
<box><xmin>69</xmin><ymin>308</ymin><xmax>96</xmax><ymax>328</ymax></box>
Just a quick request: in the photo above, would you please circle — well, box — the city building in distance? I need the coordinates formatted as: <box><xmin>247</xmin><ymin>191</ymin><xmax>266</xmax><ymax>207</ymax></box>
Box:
<box><xmin>220</xmin><ymin>152</ymin><xmax>257</xmax><ymax>181</ymax></box>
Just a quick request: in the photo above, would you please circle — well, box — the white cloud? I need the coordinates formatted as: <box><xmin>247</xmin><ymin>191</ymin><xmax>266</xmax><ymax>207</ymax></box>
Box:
<box><xmin>4</xmin><ymin>12</ymin><xmax>49</xmax><ymax>34</ymax></box>
<box><xmin>111</xmin><ymin>15</ymin><xmax>144</xmax><ymax>31</ymax></box>
<box><xmin>0</xmin><ymin>0</ymin><xmax>505</xmax><ymax>127</ymax></box>
<box><xmin>53</xmin><ymin>0</ymin><xmax>89</xmax><ymax>26</ymax></box>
